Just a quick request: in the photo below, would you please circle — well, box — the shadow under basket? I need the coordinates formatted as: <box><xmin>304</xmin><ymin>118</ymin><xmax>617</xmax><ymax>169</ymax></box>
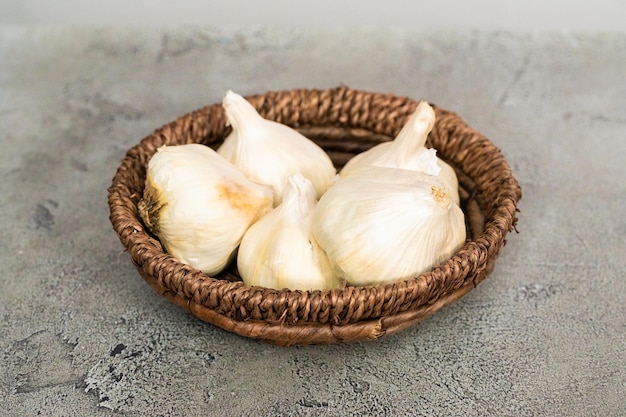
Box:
<box><xmin>108</xmin><ymin>87</ymin><xmax>522</xmax><ymax>346</ymax></box>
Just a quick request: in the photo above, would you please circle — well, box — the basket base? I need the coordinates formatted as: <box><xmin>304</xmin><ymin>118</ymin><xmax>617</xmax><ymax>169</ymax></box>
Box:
<box><xmin>137</xmin><ymin>265</ymin><xmax>491</xmax><ymax>346</ymax></box>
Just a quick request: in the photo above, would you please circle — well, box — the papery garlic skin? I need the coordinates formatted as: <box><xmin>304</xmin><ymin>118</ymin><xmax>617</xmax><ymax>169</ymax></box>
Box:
<box><xmin>138</xmin><ymin>144</ymin><xmax>273</xmax><ymax>276</ymax></box>
<box><xmin>218</xmin><ymin>90</ymin><xmax>337</xmax><ymax>206</ymax></box>
<box><xmin>237</xmin><ymin>173</ymin><xmax>340</xmax><ymax>291</ymax></box>
<box><xmin>340</xmin><ymin>101</ymin><xmax>460</xmax><ymax>205</ymax></box>
<box><xmin>312</xmin><ymin>166</ymin><xmax>466</xmax><ymax>286</ymax></box>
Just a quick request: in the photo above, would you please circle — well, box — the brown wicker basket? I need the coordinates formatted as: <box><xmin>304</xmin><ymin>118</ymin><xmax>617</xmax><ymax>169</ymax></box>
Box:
<box><xmin>108</xmin><ymin>87</ymin><xmax>521</xmax><ymax>346</ymax></box>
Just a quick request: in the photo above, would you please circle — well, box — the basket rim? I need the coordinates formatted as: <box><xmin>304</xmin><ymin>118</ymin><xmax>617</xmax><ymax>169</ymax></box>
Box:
<box><xmin>107</xmin><ymin>86</ymin><xmax>521</xmax><ymax>345</ymax></box>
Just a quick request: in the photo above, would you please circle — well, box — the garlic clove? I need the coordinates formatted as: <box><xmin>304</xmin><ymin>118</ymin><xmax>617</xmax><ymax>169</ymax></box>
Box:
<box><xmin>237</xmin><ymin>173</ymin><xmax>340</xmax><ymax>291</ymax></box>
<box><xmin>138</xmin><ymin>144</ymin><xmax>274</xmax><ymax>276</ymax></box>
<box><xmin>218</xmin><ymin>90</ymin><xmax>337</xmax><ymax>206</ymax></box>
<box><xmin>312</xmin><ymin>166</ymin><xmax>466</xmax><ymax>286</ymax></box>
<box><xmin>339</xmin><ymin>100</ymin><xmax>460</xmax><ymax>205</ymax></box>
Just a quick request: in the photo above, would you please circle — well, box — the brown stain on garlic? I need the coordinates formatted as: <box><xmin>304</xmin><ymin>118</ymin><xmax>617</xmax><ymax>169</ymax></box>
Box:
<box><xmin>216</xmin><ymin>181</ymin><xmax>270</xmax><ymax>219</ymax></box>
<box><xmin>431</xmin><ymin>185</ymin><xmax>451</xmax><ymax>207</ymax></box>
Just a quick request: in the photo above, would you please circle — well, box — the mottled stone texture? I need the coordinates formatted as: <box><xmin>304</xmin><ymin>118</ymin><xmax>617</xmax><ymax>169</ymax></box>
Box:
<box><xmin>1</xmin><ymin>27</ymin><xmax>625</xmax><ymax>416</ymax></box>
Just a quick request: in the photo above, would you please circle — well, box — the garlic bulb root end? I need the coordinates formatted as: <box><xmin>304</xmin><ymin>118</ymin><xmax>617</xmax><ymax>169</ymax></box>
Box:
<box><xmin>138</xmin><ymin>177</ymin><xmax>166</xmax><ymax>235</ymax></box>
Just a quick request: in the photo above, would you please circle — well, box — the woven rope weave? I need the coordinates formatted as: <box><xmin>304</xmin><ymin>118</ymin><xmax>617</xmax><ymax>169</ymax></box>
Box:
<box><xmin>108</xmin><ymin>87</ymin><xmax>521</xmax><ymax>346</ymax></box>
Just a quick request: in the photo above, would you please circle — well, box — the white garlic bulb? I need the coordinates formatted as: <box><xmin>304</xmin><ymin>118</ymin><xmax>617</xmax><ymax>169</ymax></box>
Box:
<box><xmin>237</xmin><ymin>173</ymin><xmax>340</xmax><ymax>291</ymax></box>
<box><xmin>138</xmin><ymin>144</ymin><xmax>273</xmax><ymax>275</ymax></box>
<box><xmin>340</xmin><ymin>101</ymin><xmax>460</xmax><ymax>205</ymax></box>
<box><xmin>218</xmin><ymin>90</ymin><xmax>337</xmax><ymax>206</ymax></box>
<box><xmin>312</xmin><ymin>166</ymin><xmax>466</xmax><ymax>286</ymax></box>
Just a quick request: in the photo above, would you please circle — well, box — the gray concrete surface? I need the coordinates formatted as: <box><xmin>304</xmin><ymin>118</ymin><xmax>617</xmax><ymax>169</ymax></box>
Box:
<box><xmin>1</xmin><ymin>27</ymin><xmax>625</xmax><ymax>417</ymax></box>
<box><xmin>3</xmin><ymin>0</ymin><xmax>625</xmax><ymax>31</ymax></box>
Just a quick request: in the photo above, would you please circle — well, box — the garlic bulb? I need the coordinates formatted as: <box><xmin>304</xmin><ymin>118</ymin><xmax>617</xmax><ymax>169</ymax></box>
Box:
<box><xmin>138</xmin><ymin>144</ymin><xmax>273</xmax><ymax>275</ymax></box>
<box><xmin>340</xmin><ymin>101</ymin><xmax>460</xmax><ymax>205</ymax></box>
<box><xmin>237</xmin><ymin>173</ymin><xmax>340</xmax><ymax>291</ymax></box>
<box><xmin>218</xmin><ymin>90</ymin><xmax>336</xmax><ymax>206</ymax></box>
<box><xmin>312</xmin><ymin>166</ymin><xmax>466</xmax><ymax>286</ymax></box>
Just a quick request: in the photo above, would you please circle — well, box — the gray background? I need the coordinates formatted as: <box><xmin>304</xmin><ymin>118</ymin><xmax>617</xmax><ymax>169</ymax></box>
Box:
<box><xmin>1</xmin><ymin>0</ymin><xmax>625</xmax><ymax>30</ymax></box>
<box><xmin>1</xmin><ymin>10</ymin><xmax>625</xmax><ymax>417</ymax></box>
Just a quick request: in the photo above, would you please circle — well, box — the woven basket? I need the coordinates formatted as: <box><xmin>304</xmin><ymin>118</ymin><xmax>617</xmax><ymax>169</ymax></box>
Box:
<box><xmin>108</xmin><ymin>87</ymin><xmax>521</xmax><ymax>346</ymax></box>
